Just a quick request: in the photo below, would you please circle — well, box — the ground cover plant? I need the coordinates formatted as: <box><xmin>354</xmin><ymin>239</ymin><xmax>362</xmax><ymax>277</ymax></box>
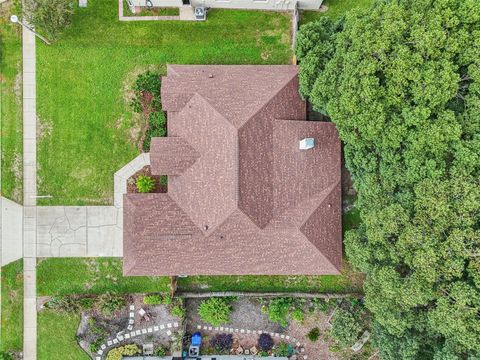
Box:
<box><xmin>0</xmin><ymin>260</ymin><xmax>23</xmax><ymax>357</ymax></box>
<box><xmin>24</xmin><ymin>0</ymin><xmax>75</xmax><ymax>41</ymax></box>
<box><xmin>296</xmin><ymin>0</ymin><xmax>480</xmax><ymax>357</ymax></box>
<box><xmin>0</xmin><ymin>0</ymin><xmax>23</xmax><ymax>202</ymax></box>
<box><xmin>197</xmin><ymin>297</ymin><xmax>234</xmax><ymax>326</ymax></box>
<box><xmin>36</xmin><ymin>0</ymin><xmax>291</xmax><ymax>205</ymax></box>
<box><xmin>36</xmin><ymin>258</ymin><xmax>170</xmax><ymax>296</ymax></box>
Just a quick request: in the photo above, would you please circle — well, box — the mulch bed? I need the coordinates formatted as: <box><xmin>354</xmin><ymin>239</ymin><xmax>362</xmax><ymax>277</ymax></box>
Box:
<box><xmin>127</xmin><ymin>165</ymin><xmax>167</xmax><ymax>194</ymax></box>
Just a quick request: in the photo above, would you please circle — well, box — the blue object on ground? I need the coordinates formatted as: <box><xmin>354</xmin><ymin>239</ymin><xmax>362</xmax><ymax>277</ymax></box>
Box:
<box><xmin>191</xmin><ymin>332</ymin><xmax>202</xmax><ymax>346</ymax></box>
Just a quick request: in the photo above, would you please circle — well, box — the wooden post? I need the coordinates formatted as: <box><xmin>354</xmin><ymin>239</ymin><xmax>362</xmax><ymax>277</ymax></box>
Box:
<box><xmin>170</xmin><ymin>276</ymin><xmax>178</xmax><ymax>298</ymax></box>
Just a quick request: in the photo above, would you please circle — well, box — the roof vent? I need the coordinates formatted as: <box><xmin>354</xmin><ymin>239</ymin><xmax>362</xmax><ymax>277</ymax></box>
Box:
<box><xmin>299</xmin><ymin>137</ymin><xmax>315</xmax><ymax>150</ymax></box>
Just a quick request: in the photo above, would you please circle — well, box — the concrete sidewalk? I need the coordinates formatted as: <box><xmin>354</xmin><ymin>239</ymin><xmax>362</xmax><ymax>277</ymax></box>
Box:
<box><xmin>22</xmin><ymin>21</ymin><xmax>37</xmax><ymax>360</ymax></box>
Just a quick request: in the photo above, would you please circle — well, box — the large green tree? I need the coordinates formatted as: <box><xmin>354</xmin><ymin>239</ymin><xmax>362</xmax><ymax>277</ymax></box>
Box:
<box><xmin>296</xmin><ymin>0</ymin><xmax>480</xmax><ymax>358</ymax></box>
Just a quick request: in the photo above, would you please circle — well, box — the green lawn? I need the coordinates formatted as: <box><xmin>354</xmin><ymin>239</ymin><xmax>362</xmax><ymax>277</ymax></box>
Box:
<box><xmin>300</xmin><ymin>0</ymin><xmax>374</xmax><ymax>24</ymax></box>
<box><xmin>37</xmin><ymin>0</ymin><xmax>292</xmax><ymax>205</ymax></box>
<box><xmin>36</xmin><ymin>258</ymin><xmax>170</xmax><ymax>296</ymax></box>
<box><xmin>37</xmin><ymin>258</ymin><xmax>363</xmax><ymax>296</ymax></box>
<box><xmin>0</xmin><ymin>1</ymin><xmax>23</xmax><ymax>203</ymax></box>
<box><xmin>177</xmin><ymin>271</ymin><xmax>363</xmax><ymax>293</ymax></box>
<box><xmin>37</xmin><ymin>310</ymin><xmax>89</xmax><ymax>360</ymax></box>
<box><xmin>0</xmin><ymin>260</ymin><xmax>23</xmax><ymax>355</ymax></box>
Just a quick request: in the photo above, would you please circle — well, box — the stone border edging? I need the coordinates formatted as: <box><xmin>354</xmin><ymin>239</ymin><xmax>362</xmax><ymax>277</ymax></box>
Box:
<box><xmin>195</xmin><ymin>324</ymin><xmax>308</xmax><ymax>359</ymax></box>
<box><xmin>178</xmin><ymin>291</ymin><xmax>363</xmax><ymax>299</ymax></box>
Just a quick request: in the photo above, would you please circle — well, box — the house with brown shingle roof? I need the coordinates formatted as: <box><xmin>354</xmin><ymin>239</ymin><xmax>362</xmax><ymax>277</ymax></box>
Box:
<box><xmin>123</xmin><ymin>65</ymin><xmax>342</xmax><ymax>276</ymax></box>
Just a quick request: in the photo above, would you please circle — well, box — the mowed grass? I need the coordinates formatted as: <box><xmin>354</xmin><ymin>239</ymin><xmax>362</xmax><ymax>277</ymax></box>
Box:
<box><xmin>177</xmin><ymin>269</ymin><xmax>363</xmax><ymax>293</ymax></box>
<box><xmin>0</xmin><ymin>1</ymin><xmax>23</xmax><ymax>203</ymax></box>
<box><xmin>37</xmin><ymin>0</ymin><xmax>292</xmax><ymax>205</ymax></box>
<box><xmin>300</xmin><ymin>0</ymin><xmax>374</xmax><ymax>24</ymax></box>
<box><xmin>36</xmin><ymin>258</ymin><xmax>170</xmax><ymax>296</ymax></box>
<box><xmin>0</xmin><ymin>260</ymin><xmax>23</xmax><ymax>354</ymax></box>
<box><xmin>37</xmin><ymin>257</ymin><xmax>363</xmax><ymax>296</ymax></box>
<box><xmin>37</xmin><ymin>310</ymin><xmax>89</xmax><ymax>360</ymax></box>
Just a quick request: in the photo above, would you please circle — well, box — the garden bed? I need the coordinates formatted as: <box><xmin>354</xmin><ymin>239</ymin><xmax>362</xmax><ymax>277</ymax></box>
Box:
<box><xmin>127</xmin><ymin>166</ymin><xmax>167</xmax><ymax>194</ymax></box>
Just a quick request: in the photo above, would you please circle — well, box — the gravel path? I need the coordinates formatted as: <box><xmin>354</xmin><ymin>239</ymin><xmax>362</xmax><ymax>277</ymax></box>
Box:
<box><xmin>186</xmin><ymin>297</ymin><xmax>283</xmax><ymax>334</ymax></box>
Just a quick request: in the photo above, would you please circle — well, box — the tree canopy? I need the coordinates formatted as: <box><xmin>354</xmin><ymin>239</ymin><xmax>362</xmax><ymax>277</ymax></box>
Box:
<box><xmin>296</xmin><ymin>0</ymin><xmax>480</xmax><ymax>358</ymax></box>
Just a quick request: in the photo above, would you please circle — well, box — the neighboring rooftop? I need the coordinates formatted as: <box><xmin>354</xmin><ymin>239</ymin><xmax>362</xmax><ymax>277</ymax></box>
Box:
<box><xmin>124</xmin><ymin>65</ymin><xmax>342</xmax><ymax>276</ymax></box>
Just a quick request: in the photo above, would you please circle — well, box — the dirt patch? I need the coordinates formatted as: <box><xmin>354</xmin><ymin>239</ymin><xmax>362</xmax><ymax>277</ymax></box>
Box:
<box><xmin>37</xmin><ymin>116</ymin><xmax>53</xmax><ymax>139</ymax></box>
<box><xmin>288</xmin><ymin>309</ymin><xmax>337</xmax><ymax>360</ymax></box>
<box><xmin>186</xmin><ymin>298</ymin><xmax>283</xmax><ymax>334</ymax></box>
<box><xmin>127</xmin><ymin>165</ymin><xmax>167</xmax><ymax>194</ymax></box>
<box><xmin>11</xmin><ymin>152</ymin><xmax>22</xmax><ymax>202</ymax></box>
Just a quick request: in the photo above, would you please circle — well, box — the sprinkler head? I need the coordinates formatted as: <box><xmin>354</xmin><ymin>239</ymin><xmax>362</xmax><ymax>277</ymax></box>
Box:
<box><xmin>10</xmin><ymin>15</ymin><xmax>19</xmax><ymax>23</ymax></box>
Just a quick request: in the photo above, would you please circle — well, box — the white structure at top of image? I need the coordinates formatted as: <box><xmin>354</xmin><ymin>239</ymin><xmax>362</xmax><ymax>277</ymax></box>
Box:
<box><xmin>129</xmin><ymin>0</ymin><xmax>323</xmax><ymax>11</ymax></box>
<box><xmin>299</xmin><ymin>137</ymin><xmax>315</xmax><ymax>150</ymax></box>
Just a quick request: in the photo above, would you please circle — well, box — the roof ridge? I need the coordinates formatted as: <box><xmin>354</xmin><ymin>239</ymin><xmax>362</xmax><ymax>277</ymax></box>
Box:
<box><xmin>238</xmin><ymin>70</ymin><xmax>299</xmax><ymax>131</ymax></box>
<box><xmin>300</xmin><ymin>179</ymin><xmax>341</xmax><ymax>228</ymax></box>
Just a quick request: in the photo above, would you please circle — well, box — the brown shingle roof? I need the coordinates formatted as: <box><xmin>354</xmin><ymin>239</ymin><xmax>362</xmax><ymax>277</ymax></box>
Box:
<box><xmin>150</xmin><ymin>137</ymin><xmax>200</xmax><ymax>175</ymax></box>
<box><xmin>124</xmin><ymin>65</ymin><xmax>342</xmax><ymax>276</ymax></box>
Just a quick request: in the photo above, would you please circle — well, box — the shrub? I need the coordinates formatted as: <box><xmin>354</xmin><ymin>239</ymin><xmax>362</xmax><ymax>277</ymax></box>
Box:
<box><xmin>142</xmin><ymin>111</ymin><xmax>167</xmax><ymax>152</ymax></box>
<box><xmin>106</xmin><ymin>344</ymin><xmax>140</xmax><ymax>360</ymax></box>
<box><xmin>97</xmin><ymin>292</ymin><xmax>126</xmax><ymax>317</ymax></box>
<box><xmin>267</xmin><ymin>298</ymin><xmax>293</xmax><ymax>326</ymax></box>
<box><xmin>155</xmin><ymin>346</ymin><xmax>167</xmax><ymax>357</ymax></box>
<box><xmin>25</xmin><ymin>0</ymin><xmax>75</xmax><ymax>41</ymax></box>
<box><xmin>171</xmin><ymin>304</ymin><xmax>186</xmax><ymax>319</ymax></box>
<box><xmin>162</xmin><ymin>294</ymin><xmax>173</xmax><ymax>305</ymax></box>
<box><xmin>44</xmin><ymin>295</ymin><xmax>80</xmax><ymax>313</ymax></box>
<box><xmin>210</xmin><ymin>333</ymin><xmax>233</xmax><ymax>353</ymax></box>
<box><xmin>273</xmin><ymin>342</ymin><xmax>293</xmax><ymax>357</ymax></box>
<box><xmin>198</xmin><ymin>297</ymin><xmax>232</xmax><ymax>326</ymax></box>
<box><xmin>329</xmin><ymin>309</ymin><xmax>362</xmax><ymax>347</ymax></box>
<box><xmin>291</xmin><ymin>308</ymin><xmax>305</xmax><ymax>322</ymax></box>
<box><xmin>144</xmin><ymin>294</ymin><xmax>162</xmax><ymax>305</ymax></box>
<box><xmin>258</xmin><ymin>333</ymin><xmax>274</xmax><ymax>352</ymax></box>
<box><xmin>136</xmin><ymin>175</ymin><xmax>155</xmax><ymax>193</ymax></box>
<box><xmin>307</xmin><ymin>327</ymin><xmax>320</xmax><ymax>342</ymax></box>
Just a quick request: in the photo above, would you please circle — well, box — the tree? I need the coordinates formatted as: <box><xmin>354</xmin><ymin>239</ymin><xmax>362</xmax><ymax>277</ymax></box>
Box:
<box><xmin>25</xmin><ymin>0</ymin><xmax>75</xmax><ymax>41</ymax></box>
<box><xmin>296</xmin><ymin>0</ymin><xmax>480</xmax><ymax>358</ymax></box>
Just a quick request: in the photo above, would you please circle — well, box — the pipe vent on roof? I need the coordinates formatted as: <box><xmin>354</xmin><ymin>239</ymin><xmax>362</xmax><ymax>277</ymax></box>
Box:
<box><xmin>299</xmin><ymin>138</ymin><xmax>315</xmax><ymax>150</ymax></box>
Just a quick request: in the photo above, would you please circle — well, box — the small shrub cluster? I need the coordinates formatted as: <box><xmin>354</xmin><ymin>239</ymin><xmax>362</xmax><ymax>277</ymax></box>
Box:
<box><xmin>142</xmin><ymin>111</ymin><xmax>167</xmax><ymax>151</ymax></box>
<box><xmin>265</xmin><ymin>298</ymin><xmax>294</xmax><ymax>326</ymax></box>
<box><xmin>106</xmin><ymin>344</ymin><xmax>140</xmax><ymax>360</ymax></box>
<box><xmin>97</xmin><ymin>292</ymin><xmax>126</xmax><ymax>317</ymax></box>
<box><xmin>44</xmin><ymin>295</ymin><xmax>96</xmax><ymax>313</ymax></box>
<box><xmin>198</xmin><ymin>297</ymin><xmax>234</xmax><ymax>326</ymax></box>
<box><xmin>171</xmin><ymin>304</ymin><xmax>186</xmax><ymax>319</ymax></box>
<box><xmin>136</xmin><ymin>175</ymin><xmax>156</xmax><ymax>193</ymax></box>
<box><xmin>258</xmin><ymin>333</ymin><xmax>274</xmax><ymax>352</ymax></box>
<box><xmin>130</xmin><ymin>71</ymin><xmax>167</xmax><ymax>152</ymax></box>
<box><xmin>329</xmin><ymin>309</ymin><xmax>362</xmax><ymax>347</ymax></box>
<box><xmin>273</xmin><ymin>342</ymin><xmax>293</xmax><ymax>357</ymax></box>
<box><xmin>143</xmin><ymin>294</ymin><xmax>163</xmax><ymax>305</ymax></box>
<box><xmin>307</xmin><ymin>327</ymin><xmax>320</xmax><ymax>342</ymax></box>
<box><xmin>210</xmin><ymin>333</ymin><xmax>233</xmax><ymax>353</ymax></box>
<box><xmin>155</xmin><ymin>346</ymin><xmax>167</xmax><ymax>357</ymax></box>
